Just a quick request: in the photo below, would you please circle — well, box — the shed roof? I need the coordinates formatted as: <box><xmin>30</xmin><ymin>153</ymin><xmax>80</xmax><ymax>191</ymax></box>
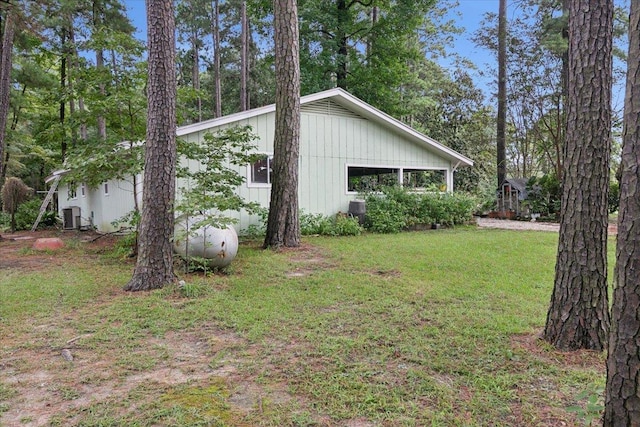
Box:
<box><xmin>177</xmin><ymin>88</ymin><xmax>473</xmax><ymax>167</ymax></box>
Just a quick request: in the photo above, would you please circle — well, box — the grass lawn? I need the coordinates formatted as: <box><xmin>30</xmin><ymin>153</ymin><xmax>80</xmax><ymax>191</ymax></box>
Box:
<box><xmin>0</xmin><ymin>228</ymin><xmax>609</xmax><ymax>426</ymax></box>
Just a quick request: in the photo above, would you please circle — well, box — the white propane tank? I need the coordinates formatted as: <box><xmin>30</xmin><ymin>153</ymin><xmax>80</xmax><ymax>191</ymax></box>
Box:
<box><xmin>173</xmin><ymin>215</ymin><xmax>239</xmax><ymax>268</ymax></box>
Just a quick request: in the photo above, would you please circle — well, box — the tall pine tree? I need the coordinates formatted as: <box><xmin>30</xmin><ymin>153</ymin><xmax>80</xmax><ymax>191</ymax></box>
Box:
<box><xmin>124</xmin><ymin>0</ymin><xmax>178</xmax><ymax>291</ymax></box>
<box><xmin>542</xmin><ymin>0</ymin><xmax>612</xmax><ymax>350</ymax></box>
<box><xmin>263</xmin><ymin>0</ymin><xmax>300</xmax><ymax>249</ymax></box>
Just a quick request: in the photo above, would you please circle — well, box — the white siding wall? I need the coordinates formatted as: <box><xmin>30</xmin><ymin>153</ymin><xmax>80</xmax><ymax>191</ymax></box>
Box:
<box><xmin>179</xmin><ymin>100</ymin><xmax>452</xmax><ymax>231</ymax></box>
<box><xmin>58</xmin><ymin>99</ymin><xmax>454</xmax><ymax>233</ymax></box>
<box><xmin>298</xmin><ymin>105</ymin><xmax>451</xmax><ymax>225</ymax></box>
<box><xmin>58</xmin><ymin>176</ymin><xmax>140</xmax><ymax>232</ymax></box>
<box><xmin>176</xmin><ymin>112</ymin><xmax>276</xmax><ymax>232</ymax></box>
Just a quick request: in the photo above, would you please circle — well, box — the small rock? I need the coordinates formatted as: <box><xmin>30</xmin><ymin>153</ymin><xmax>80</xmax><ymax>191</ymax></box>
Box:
<box><xmin>61</xmin><ymin>349</ymin><xmax>73</xmax><ymax>361</ymax></box>
<box><xmin>33</xmin><ymin>238</ymin><xmax>64</xmax><ymax>251</ymax></box>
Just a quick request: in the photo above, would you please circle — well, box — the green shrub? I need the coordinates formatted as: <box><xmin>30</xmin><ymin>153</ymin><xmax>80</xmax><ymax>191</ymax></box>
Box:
<box><xmin>332</xmin><ymin>215</ymin><xmax>363</xmax><ymax>236</ymax></box>
<box><xmin>300</xmin><ymin>211</ymin><xmax>363</xmax><ymax>236</ymax></box>
<box><xmin>14</xmin><ymin>199</ymin><xmax>57</xmax><ymax>231</ymax></box>
<box><xmin>363</xmin><ymin>187</ymin><xmax>476</xmax><ymax>233</ymax></box>
<box><xmin>0</xmin><ymin>211</ymin><xmax>9</xmax><ymax>230</ymax></box>
<box><xmin>526</xmin><ymin>175</ymin><xmax>561</xmax><ymax>216</ymax></box>
<box><xmin>363</xmin><ymin>192</ymin><xmax>407</xmax><ymax>233</ymax></box>
<box><xmin>437</xmin><ymin>192</ymin><xmax>477</xmax><ymax>226</ymax></box>
<box><xmin>300</xmin><ymin>211</ymin><xmax>334</xmax><ymax>235</ymax></box>
<box><xmin>241</xmin><ymin>209</ymin><xmax>363</xmax><ymax>238</ymax></box>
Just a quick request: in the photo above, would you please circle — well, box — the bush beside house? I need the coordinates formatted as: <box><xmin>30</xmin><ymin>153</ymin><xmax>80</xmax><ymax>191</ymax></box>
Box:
<box><xmin>363</xmin><ymin>186</ymin><xmax>476</xmax><ymax>233</ymax></box>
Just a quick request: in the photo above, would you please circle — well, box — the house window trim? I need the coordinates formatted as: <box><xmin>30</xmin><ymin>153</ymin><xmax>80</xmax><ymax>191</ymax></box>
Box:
<box><xmin>345</xmin><ymin>163</ymin><xmax>449</xmax><ymax>195</ymax></box>
<box><xmin>104</xmin><ymin>182</ymin><xmax>109</xmax><ymax>196</ymax></box>
<box><xmin>247</xmin><ymin>153</ymin><xmax>273</xmax><ymax>188</ymax></box>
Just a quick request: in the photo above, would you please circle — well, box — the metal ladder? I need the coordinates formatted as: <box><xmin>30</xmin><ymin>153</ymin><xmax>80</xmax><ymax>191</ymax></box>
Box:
<box><xmin>31</xmin><ymin>175</ymin><xmax>61</xmax><ymax>231</ymax></box>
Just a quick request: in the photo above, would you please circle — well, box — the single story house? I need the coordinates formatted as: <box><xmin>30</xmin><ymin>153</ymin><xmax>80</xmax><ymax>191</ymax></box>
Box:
<box><xmin>53</xmin><ymin>88</ymin><xmax>473</xmax><ymax>233</ymax></box>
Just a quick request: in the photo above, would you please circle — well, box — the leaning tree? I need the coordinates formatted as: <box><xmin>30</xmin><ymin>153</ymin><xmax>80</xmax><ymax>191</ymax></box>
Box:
<box><xmin>542</xmin><ymin>0</ymin><xmax>613</xmax><ymax>350</ymax></box>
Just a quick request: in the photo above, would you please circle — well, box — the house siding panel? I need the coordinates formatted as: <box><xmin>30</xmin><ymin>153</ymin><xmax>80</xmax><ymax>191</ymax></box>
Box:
<box><xmin>56</xmin><ymin>89</ymin><xmax>468</xmax><ymax>234</ymax></box>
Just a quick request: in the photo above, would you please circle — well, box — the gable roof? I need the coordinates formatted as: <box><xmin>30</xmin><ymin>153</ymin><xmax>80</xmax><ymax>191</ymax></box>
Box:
<box><xmin>177</xmin><ymin>88</ymin><xmax>473</xmax><ymax>167</ymax></box>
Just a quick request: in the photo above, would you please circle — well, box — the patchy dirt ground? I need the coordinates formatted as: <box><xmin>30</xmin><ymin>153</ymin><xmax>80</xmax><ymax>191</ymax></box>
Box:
<box><xmin>0</xmin><ymin>230</ymin><xmax>120</xmax><ymax>271</ymax></box>
<box><xmin>1</xmin><ymin>325</ymin><xmax>261</xmax><ymax>426</ymax></box>
<box><xmin>0</xmin><ymin>228</ymin><xmax>602</xmax><ymax>426</ymax></box>
<box><xmin>0</xmin><ymin>231</ymin><xmax>371</xmax><ymax>427</ymax></box>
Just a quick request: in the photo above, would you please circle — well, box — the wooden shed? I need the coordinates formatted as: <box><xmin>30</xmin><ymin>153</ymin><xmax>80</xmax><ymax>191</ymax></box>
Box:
<box><xmin>496</xmin><ymin>178</ymin><xmax>529</xmax><ymax>218</ymax></box>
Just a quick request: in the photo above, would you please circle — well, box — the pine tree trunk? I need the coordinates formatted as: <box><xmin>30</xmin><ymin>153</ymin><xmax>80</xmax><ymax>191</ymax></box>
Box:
<box><xmin>604</xmin><ymin>1</ymin><xmax>640</xmax><ymax>423</ymax></box>
<box><xmin>124</xmin><ymin>0</ymin><xmax>177</xmax><ymax>292</ymax></box>
<box><xmin>336</xmin><ymin>0</ymin><xmax>348</xmax><ymax>89</ymax></box>
<box><xmin>0</xmin><ymin>8</ymin><xmax>15</xmax><ymax>182</ymax></box>
<box><xmin>366</xmin><ymin>6</ymin><xmax>378</xmax><ymax>60</ymax></box>
<box><xmin>496</xmin><ymin>0</ymin><xmax>507</xmax><ymax>188</ymax></box>
<box><xmin>542</xmin><ymin>0</ymin><xmax>612</xmax><ymax>351</ymax></box>
<box><xmin>68</xmin><ymin>27</ymin><xmax>78</xmax><ymax>149</ymax></box>
<box><xmin>69</xmin><ymin>27</ymin><xmax>88</xmax><ymax>142</ymax></box>
<box><xmin>78</xmin><ymin>97</ymin><xmax>88</xmax><ymax>140</ymax></box>
<box><xmin>96</xmin><ymin>49</ymin><xmax>107</xmax><ymax>139</ymax></box>
<box><xmin>211</xmin><ymin>0</ymin><xmax>222</xmax><ymax>118</ymax></box>
<box><xmin>60</xmin><ymin>28</ymin><xmax>67</xmax><ymax>161</ymax></box>
<box><xmin>191</xmin><ymin>30</ymin><xmax>202</xmax><ymax>122</ymax></box>
<box><xmin>92</xmin><ymin>1</ymin><xmax>107</xmax><ymax>139</ymax></box>
<box><xmin>263</xmin><ymin>0</ymin><xmax>300</xmax><ymax>249</ymax></box>
<box><xmin>240</xmin><ymin>0</ymin><xmax>248</xmax><ymax>111</ymax></box>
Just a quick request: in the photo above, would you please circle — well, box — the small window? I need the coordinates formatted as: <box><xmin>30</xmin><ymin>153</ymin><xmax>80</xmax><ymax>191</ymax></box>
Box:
<box><xmin>68</xmin><ymin>182</ymin><xmax>77</xmax><ymax>199</ymax></box>
<box><xmin>250</xmin><ymin>155</ymin><xmax>273</xmax><ymax>185</ymax></box>
<box><xmin>403</xmin><ymin>169</ymin><xmax>447</xmax><ymax>191</ymax></box>
<box><xmin>347</xmin><ymin>167</ymin><xmax>399</xmax><ymax>192</ymax></box>
<box><xmin>104</xmin><ymin>183</ymin><xmax>109</xmax><ymax>195</ymax></box>
<box><xmin>81</xmin><ymin>183</ymin><xmax>86</xmax><ymax>197</ymax></box>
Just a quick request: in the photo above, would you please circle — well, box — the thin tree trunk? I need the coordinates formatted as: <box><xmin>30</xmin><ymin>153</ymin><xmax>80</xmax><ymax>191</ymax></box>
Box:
<box><xmin>0</xmin><ymin>82</ymin><xmax>9</xmax><ymax>186</ymax></box>
<box><xmin>336</xmin><ymin>0</ymin><xmax>348</xmax><ymax>89</ymax></box>
<box><xmin>96</xmin><ymin>49</ymin><xmax>107</xmax><ymax>139</ymax></box>
<box><xmin>366</xmin><ymin>6</ymin><xmax>378</xmax><ymax>60</ymax></box>
<box><xmin>264</xmin><ymin>0</ymin><xmax>300</xmax><ymax>249</ymax></box>
<box><xmin>68</xmin><ymin>27</ymin><xmax>78</xmax><ymax>149</ymax></box>
<box><xmin>124</xmin><ymin>0</ymin><xmax>177</xmax><ymax>291</ymax></box>
<box><xmin>211</xmin><ymin>0</ymin><xmax>221</xmax><ymax>118</ymax></box>
<box><xmin>192</xmin><ymin>30</ymin><xmax>202</xmax><ymax>121</ymax></box>
<box><xmin>94</xmin><ymin>1</ymin><xmax>107</xmax><ymax>139</ymax></box>
<box><xmin>240</xmin><ymin>0</ymin><xmax>248</xmax><ymax>111</ymax></box>
<box><xmin>0</xmin><ymin>8</ymin><xmax>15</xmax><ymax>181</ymax></box>
<box><xmin>60</xmin><ymin>28</ymin><xmax>68</xmax><ymax>161</ymax></box>
<box><xmin>543</xmin><ymin>0</ymin><xmax>612</xmax><ymax>351</ymax></box>
<box><xmin>604</xmin><ymin>1</ymin><xmax>640</xmax><ymax>424</ymax></box>
<box><xmin>496</xmin><ymin>0</ymin><xmax>507</xmax><ymax>188</ymax></box>
<box><xmin>78</xmin><ymin>98</ymin><xmax>88</xmax><ymax>140</ymax></box>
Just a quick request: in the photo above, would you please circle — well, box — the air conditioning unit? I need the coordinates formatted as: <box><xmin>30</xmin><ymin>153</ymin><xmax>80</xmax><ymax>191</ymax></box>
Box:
<box><xmin>62</xmin><ymin>206</ymin><xmax>81</xmax><ymax>230</ymax></box>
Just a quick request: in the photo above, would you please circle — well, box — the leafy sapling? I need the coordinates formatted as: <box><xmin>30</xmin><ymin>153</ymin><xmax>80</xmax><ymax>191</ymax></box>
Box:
<box><xmin>175</xmin><ymin>126</ymin><xmax>262</xmax><ymax>270</ymax></box>
<box><xmin>176</xmin><ymin>125</ymin><xmax>262</xmax><ymax>229</ymax></box>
